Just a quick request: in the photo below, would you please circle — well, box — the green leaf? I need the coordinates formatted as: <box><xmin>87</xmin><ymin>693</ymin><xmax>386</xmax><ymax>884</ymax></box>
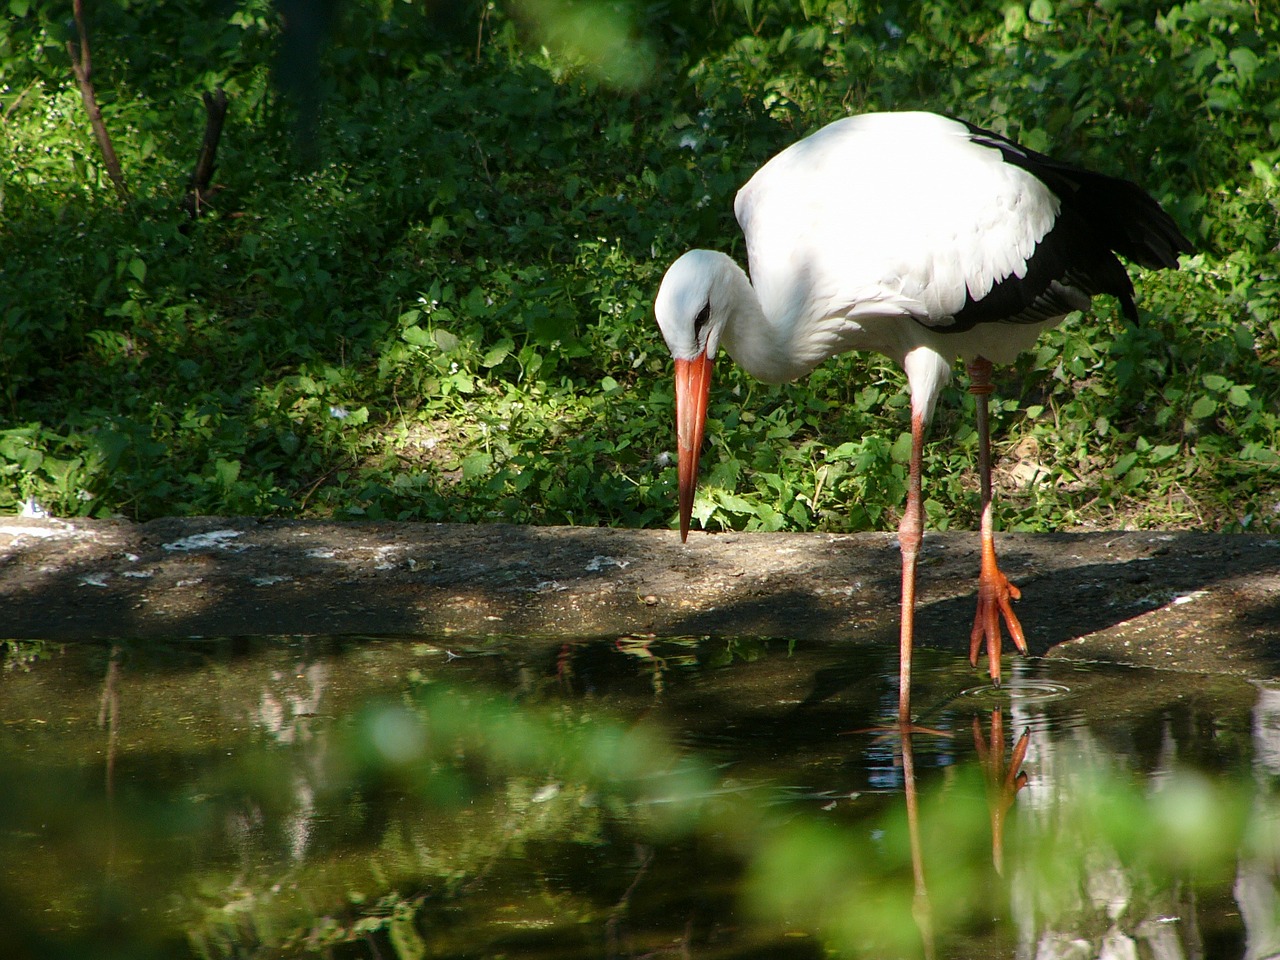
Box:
<box><xmin>388</xmin><ymin>910</ymin><xmax>426</xmax><ymax>960</ymax></box>
<box><xmin>480</xmin><ymin>338</ymin><xmax>514</xmax><ymax>368</ymax></box>
<box><xmin>1003</xmin><ymin>4</ymin><xmax>1028</xmax><ymax>32</ymax></box>
<box><xmin>1111</xmin><ymin>451</ymin><xmax>1139</xmax><ymax>478</ymax></box>
<box><xmin>1228</xmin><ymin>47</ymin><xmax>1259</xmax><ymax>83</ymax></box>
<box><xmin>1226</xmin><ymin>384</ymin><xmax>1252</xmax><ymax>407</ymax></box>
<box><xmin>1201</xmin><ymin>373</ymin><xmax>1230</xmax><ymax>392</ymax></box>
<box><xmin>1028</xmin><ymin>0</ymin><xmax>1054</xmax><ymax>23</ymax></box>
<box><xmin>889</xmin><ymin>432</ymin><xmax>913</xmax><ymax>464</ymax></box>
<box><xmin>716</xmin><ymin>491</ymin><xmax>756</xmax><ymax>515</ymax></box>
<box><xmin>708</xmin><ymin>458</ymin><xmax>742</xmax><ymax>489</ymax></box>
<box><xmin>752</xmin><ymin>502</ymin><xmax>786</xmax><ymax>531</ymax></box>
<box><xmin>461</xmin><ymin>451</ymin><xmax>492</xmax><ymax>481</ymax></box>
<box><xmin>691</xmin><ymin>495</ymin><xmax>716</xmax><ymax>526</ymax></box>
<box><xmin>0</xmin><ymin>432</ymin><xmax>44</xmax><ymax>471</ymax></box>
<box><xmin>1190</xmin><ymin>396</ymin><xmax>1217</xmax><ymax>419</ymax></box>
<box><xmin>214</xmin><ymin>458</ymin><xmax>241</xmax><ymax>487</ymax></box>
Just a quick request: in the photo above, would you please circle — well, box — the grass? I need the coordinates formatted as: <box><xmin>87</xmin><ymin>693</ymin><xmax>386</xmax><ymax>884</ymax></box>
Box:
<box><xmin>1</xmin><ymin>0</ymin><xmax>1278</xmax><ymax>534</ymax></box>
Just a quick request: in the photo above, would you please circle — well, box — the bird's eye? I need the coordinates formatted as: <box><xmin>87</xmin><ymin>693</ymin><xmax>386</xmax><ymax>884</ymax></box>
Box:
<box><xmin>693</xmin><ymin>302</ymin><xmax>711</xmax><ymax>337</ymax></box>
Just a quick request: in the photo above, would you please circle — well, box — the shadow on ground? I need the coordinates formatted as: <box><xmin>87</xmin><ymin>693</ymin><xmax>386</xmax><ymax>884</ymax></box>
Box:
<box><xmin>2</xmin><ymin>518</ymin><xmax>1278</xmax><ymax>677</ymax></box>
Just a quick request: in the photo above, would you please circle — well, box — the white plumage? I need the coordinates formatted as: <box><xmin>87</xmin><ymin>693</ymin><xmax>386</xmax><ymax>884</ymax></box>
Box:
<box><xmin>654</xmin><ymin>110</ymin><xmax>1191</xmax><ymax>725</ymax></box>
<box><xmin>740</xmin><ymin>114</ymin><xmax>1056</xmax><ymax>331</ymax></box>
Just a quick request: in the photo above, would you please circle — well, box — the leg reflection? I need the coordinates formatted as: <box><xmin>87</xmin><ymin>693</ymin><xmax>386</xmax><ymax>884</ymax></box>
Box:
<box><xmin>899</xmin><ymin>723</ymin><xmax>936</xmax><ymax>960</ymax></box>
<box><xmin>972</xmin><ymin>707</ymin><xmax>1030</xmax><ymax>875</ymax></box>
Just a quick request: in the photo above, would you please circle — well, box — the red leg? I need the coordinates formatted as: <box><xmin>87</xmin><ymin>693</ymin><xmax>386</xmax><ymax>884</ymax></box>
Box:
<box><xmin>854</xmin><ymin>408</ymin><xmax>945</xmax><ymax>735</ymax></box>
<box><xmin>966</xmin><ymin>358</ymin><xmax>1028</xmax><ymax>686</ymax></box>
<box><xmin>897</xmin><ymin>411</ymin><xmax>926</xmax><ymax>725</ymax></box>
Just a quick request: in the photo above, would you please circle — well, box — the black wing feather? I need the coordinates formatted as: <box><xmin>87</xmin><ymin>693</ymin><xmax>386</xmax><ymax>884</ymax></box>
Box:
<box><xmin>943</xmin><ymin>119</ymin><xmax>1192</xmax><ymax>332</ymax></box>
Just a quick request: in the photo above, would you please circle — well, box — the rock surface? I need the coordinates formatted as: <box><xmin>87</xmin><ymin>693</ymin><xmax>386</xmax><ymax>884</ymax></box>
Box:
<box><xmin>2</xmin><ymin>517</ymin><xmax>1277</xmax><ymax>676</ymax></box>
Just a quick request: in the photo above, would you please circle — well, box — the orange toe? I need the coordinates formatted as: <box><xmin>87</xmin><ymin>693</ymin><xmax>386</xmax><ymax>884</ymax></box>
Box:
<box><xmin>969</xmin><ymin>567</ymin><xmax>1027</xmax><ymax>685</ymax></box>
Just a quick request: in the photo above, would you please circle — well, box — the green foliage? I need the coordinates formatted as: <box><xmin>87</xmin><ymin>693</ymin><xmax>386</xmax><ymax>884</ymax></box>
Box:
<box><xmin>1</xmin><ymin>0</ymin><xmax>1277</xmax><ymax>532</ymax></box>
<box><xmin>194</xmin><ymin>672</ymin><xmax>1260</xmax><ymax>959</ymax></box>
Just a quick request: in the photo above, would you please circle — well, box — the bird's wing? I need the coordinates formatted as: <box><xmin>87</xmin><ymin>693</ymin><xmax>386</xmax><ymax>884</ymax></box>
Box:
<box><xmin>960</xmin><ymin>120</ymin><xmax>1193</xmax><ymax>271</ymax></box>
<box><xmin>734</xmin><ymin>112</ymin><xmax>1063</xmax><ymax>335</ymax></box>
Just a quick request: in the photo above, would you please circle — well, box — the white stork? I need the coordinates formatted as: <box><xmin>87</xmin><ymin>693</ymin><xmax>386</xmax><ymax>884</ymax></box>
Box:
<box><xmin>654</xmin><ymin>110</ymin><xmax>1191</xmax><ymax>725</ymax></box>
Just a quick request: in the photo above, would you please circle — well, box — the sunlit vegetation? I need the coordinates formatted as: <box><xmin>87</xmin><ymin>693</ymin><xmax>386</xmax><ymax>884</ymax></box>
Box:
<box><xmin>2</xmin><ymin>0</ymin><xmax>1278</xmax><ymax>532</ymax></box>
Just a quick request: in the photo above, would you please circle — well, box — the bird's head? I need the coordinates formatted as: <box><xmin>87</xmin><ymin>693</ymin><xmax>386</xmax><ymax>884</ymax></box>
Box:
<box><xmin>654</xmin><ymin>250</ymin><xmax>730</xmax><ymax>543</ymax></box>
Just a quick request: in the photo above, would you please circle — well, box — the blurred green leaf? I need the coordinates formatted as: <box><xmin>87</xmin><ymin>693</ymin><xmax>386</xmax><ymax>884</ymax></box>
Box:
<box><xmin>1191</xmin><ymin>396</ymin><xmax>1218</xmax><ymax>419</ymax></box>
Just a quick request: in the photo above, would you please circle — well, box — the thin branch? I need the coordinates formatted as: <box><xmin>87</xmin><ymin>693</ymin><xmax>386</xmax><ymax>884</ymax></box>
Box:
<box><xmin>66</xmin><ymin>0</ymin><xmax>130</xmax><ymax>204</ymax></box>
<box><xmin>98</xmin><ymin>644</ymin><xmax>121</xmax><ymax>798</ymax></box>
<box><xmin>181</xmin><ymin>88</ymin><xmax>229</xmax><ymax>220</ymax></box>
<box><xmin>475</xmin><ymin>1</ymin><xmax>490</xmax><ymax>63</ymax></box>
<box><xmin>2</xmin><ymin>78</ymin><xmax>39</xmax><ymax>123</ymax></box>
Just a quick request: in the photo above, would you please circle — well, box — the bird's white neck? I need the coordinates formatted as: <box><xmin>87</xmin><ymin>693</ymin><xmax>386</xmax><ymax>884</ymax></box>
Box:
<box><xmin>708</xmin><ymin>253</ymin><xmax>835</xmax><ymax>385</ymax></box>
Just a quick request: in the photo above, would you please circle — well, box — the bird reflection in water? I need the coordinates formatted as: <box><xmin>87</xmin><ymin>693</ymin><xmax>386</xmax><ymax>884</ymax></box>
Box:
<box><xmin>894</xmin><ymin>707</ymin><xmax>1032</xmax><ymax>959</ymax></box>
<box><xmin>897</xmin><ymin>720</ymin><xmax>937</xmax><ymax>960</ymax></box>
<box><xmin>974</xmin><ymin>707</ymin><xmax>1031</xmax><ymax>876</ymax></box>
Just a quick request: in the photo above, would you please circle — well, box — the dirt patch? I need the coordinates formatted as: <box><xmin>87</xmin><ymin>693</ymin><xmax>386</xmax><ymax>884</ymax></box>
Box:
<box><xmin>2</xmin><ymin>517</ymin><xmax>1278</xmax><ymax>677</ymax></box>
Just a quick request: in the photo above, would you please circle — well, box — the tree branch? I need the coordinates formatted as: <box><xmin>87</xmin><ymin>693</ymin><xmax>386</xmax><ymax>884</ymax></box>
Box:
<box><xmin>181</xmin><ymin>88</ymin><xmax>229</xmax><ymax>220</ymax></box>
<box><xmin>66</xmin><ymin>0</ymin><xmax>130</xmax><ymax>204</ymax></box>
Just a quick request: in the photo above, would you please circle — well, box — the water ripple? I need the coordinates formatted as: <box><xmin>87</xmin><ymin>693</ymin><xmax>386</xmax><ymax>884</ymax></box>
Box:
<box><xmin>956</xmin><ymin>678</ymin><xmax>1073</xmax><ymax>706</ymax></box>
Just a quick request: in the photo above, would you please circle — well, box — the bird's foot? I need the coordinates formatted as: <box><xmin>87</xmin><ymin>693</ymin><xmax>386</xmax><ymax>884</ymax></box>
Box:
<box><xmin>968</xmin><ymin>567</ymin><xmax>1028</xmax><ymax>686</ymax></box>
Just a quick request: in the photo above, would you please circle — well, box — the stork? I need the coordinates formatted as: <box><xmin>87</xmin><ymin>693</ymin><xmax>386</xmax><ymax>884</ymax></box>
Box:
<box><xmin>654</xmin><ymin>111</ymin><xmax>1190</xmax><ymax>725</ymax></box>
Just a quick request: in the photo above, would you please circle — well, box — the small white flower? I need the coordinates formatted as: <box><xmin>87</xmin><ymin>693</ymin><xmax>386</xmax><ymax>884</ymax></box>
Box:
<box><xmin>20</xmin><ymin>497</ymin><xmax>48</xmax><ymax>519</ymax></box>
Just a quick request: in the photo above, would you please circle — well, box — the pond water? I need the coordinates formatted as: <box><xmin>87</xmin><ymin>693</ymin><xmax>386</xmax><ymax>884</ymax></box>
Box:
<box><xmin>1</xmin><ymin>634</ymin><xmax>1277</xmax><ymax>959</ymax></box>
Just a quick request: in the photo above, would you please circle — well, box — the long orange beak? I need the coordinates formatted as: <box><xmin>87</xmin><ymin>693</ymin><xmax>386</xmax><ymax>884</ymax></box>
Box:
<box><xmin>674</xmin><ymin>352</ymin><xmax>713</xmax><ymax>542</ymax></box>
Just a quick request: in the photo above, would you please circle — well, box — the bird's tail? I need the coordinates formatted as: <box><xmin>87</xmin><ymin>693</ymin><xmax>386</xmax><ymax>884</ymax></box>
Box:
<box><xmin>1062</xmin><ymin>167</ymin><xmax>1194</xmax><ymax>271</ymax></box>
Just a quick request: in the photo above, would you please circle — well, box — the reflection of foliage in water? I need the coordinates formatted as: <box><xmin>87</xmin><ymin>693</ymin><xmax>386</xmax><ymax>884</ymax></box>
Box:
<box><xmin>1</xmin><ymin>640</ymin><xmax>52</xmax><ymax>673</ymax></box>
<box><xmin>1</xmin><ymin>638</ymin><xmax>1275</xmax><ymax>959</ymax></box>
<box><xmin>609</xmin><ymin>635</ymin><xmax>771</xmax><ymax>696</ymax></box>
<box><xmin>191</xmin><ymin>769</ymin><xmax>619</xmax><ymax>957</ymax></box>
<box><xmin>188</xmin><ymin>683</ymin><xmax>1261</xmax><ymax>959</ymax></box>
